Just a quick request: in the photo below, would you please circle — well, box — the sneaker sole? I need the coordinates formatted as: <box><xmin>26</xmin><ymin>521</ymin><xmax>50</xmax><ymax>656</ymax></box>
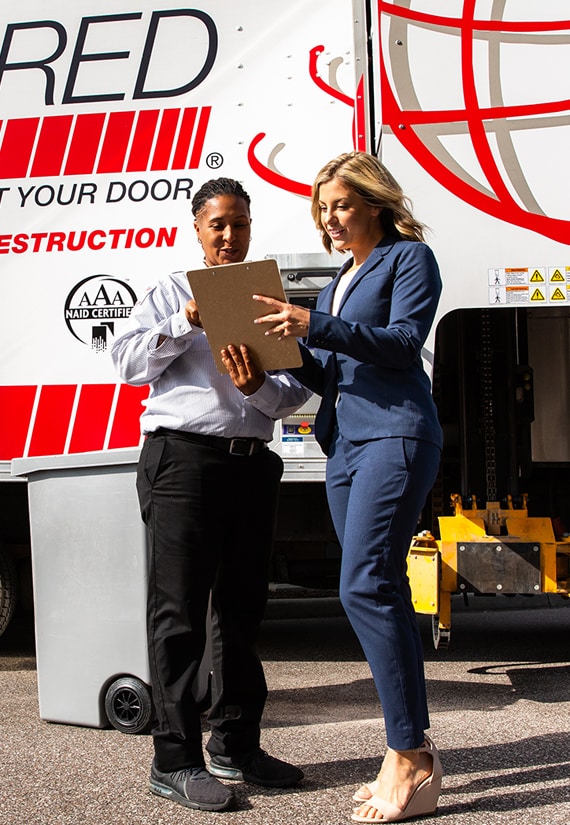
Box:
<box><xmin>149</xmin><ymin>779</ymin><xmax>234</xmax><ymax>812</ymax></box>
<box><xmin>207</xmin><ymin>763</ymin><xmax>245</xmax><ymax>781</ymax></box>
<box><xmin>208</xmin><ymin>763</ymin><xmax>303</xmax><ymax>788</ymax></box>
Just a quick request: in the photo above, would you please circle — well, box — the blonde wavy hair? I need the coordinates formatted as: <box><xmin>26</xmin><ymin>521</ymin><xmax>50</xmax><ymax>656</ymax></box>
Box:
<box><xmin>310</xmin><ymin>151</ymin><xmax>426</xmax><ymax>252</ymax></box>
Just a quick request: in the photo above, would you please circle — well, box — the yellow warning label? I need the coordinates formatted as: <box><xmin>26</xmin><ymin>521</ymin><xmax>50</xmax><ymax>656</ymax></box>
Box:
<box><xmin>550</xmin><ymin>269</ymin><xmax>564</xmax><ymax>282</ymax></box>
<box><xmin>530</xmin><ymin>288</ymin><xmax>545</xmax><ymax>302</ymax></box>
<box><xmin>550</xmin><ymin>287</ymin><xmax>566</xmax><ymax>301</ymax></box>
<box><xmin>530</xmin><ymin>270</ymin><xmax>544</xmax><ymax>282</ymax></box>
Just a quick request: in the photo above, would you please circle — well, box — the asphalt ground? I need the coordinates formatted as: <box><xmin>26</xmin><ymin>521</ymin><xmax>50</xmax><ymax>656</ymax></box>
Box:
<box><xmin>1</xmin><ymin>595</ymin><xmax>569</xmax><ymax>825</ymax></box>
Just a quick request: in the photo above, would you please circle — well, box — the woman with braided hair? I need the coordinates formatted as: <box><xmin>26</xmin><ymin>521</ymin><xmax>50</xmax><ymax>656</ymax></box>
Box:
<box><xmin>112</xmin><ymin>177</ymin><xmax>308</xmax><ymax>813</ymax></box>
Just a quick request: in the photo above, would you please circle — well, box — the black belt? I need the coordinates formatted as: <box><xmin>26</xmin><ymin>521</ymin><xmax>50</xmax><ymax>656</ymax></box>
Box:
<box><xmin>149</xmin><ymin>427</ymin><xmax>268</xmax><ymax>456</ymax></box>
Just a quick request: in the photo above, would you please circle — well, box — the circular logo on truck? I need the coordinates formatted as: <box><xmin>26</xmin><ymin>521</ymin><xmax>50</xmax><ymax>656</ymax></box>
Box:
<box><xmin>64</xmin><ymin>275</ymin><xmax>138</xmax><ymax>352</ymax></box>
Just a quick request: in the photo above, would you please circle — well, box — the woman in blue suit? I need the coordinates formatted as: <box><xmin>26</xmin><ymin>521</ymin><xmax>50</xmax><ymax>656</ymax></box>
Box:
<box><xmin>253</xmin><ymin>151</ymin><xmax>443</xmax><ymax>823</ymax></box>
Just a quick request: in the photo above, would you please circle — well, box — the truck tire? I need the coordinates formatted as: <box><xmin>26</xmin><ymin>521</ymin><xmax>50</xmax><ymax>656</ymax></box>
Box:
<box><xmin>104</xmin><ymin>676</ymin><xmax>153</xmax><ymax>735</ymax></box>
<box><xmin>0</xmin><ymin>549</ymin><xmax>18</xmax><ymax>638</ymax></box>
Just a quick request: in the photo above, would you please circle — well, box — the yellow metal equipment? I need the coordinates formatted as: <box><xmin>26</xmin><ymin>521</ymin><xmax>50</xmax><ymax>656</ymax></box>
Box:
<box><xmin>408</xmin><ymin>494</ymin><xmax>570</xmax><ymax>648</ymax></box>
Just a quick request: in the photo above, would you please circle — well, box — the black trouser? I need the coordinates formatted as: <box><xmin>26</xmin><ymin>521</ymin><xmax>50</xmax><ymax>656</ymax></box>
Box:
<box><xmin>136</xmin><ymin>430</ymin><xmax>283</xmax><ymax>771</ymax></box>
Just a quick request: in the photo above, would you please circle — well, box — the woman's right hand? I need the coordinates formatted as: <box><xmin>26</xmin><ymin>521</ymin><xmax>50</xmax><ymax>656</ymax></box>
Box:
<box><xmin>252</xmin><ymin>294</ymin><xmax>310</xmax><ymax>339</ymax></box>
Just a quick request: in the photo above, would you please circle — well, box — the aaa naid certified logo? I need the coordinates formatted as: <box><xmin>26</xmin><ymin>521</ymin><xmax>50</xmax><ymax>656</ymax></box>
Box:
<box><xmin>64</xmin><ymin>275</ymin><xmax>137</xmax><ymax>352</ymax></box>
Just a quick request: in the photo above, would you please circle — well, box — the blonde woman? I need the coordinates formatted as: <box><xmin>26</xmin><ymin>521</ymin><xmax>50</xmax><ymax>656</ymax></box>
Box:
<box><xmin>254</xmin><ymin>152</ymin><xmax>443</xmax><ymax>822</ymax></box>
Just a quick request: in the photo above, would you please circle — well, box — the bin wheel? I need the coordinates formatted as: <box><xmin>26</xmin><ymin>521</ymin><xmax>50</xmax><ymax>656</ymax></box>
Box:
<box><xmin>0</xmin><ymin>549</ymin><xmax>18</xmax><ymax>638</ymax></box>
<box><xmin>104</xmin><ymin>676</ymin><xmax>153</xmax><ymax>735</ymax></box>
<box><xmin>432</xmin><ymin>615</ymin><xmax>451</xmax><ymax>650</ymax></box>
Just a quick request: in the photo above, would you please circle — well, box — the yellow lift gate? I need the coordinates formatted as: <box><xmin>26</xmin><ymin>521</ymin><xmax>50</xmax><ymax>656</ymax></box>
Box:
<box><xmin>408</xmin><ymin>494</ymin><xmax>570</xmax><ymax>649</ymax></box>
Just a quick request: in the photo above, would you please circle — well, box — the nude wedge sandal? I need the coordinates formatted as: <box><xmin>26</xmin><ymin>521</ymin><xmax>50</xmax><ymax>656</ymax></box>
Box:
<box><xmin>350</xmin><ymin>736</ymin><xmax>442</xmax><ymax>823</ymax></box>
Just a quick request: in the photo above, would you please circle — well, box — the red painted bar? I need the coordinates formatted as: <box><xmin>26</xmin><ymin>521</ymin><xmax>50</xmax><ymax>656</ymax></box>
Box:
<box><xmin>65</xmin><ymin>113</ymin><xmax>106</xmax><ymax>175</ymax></box>
<box><xmin>107</xmin><ymin>384</ymin><xmax>148</xmax><ymax>449</ymax></box>
<box><xmin>0</xmin><ymin>386</ymin><xmax>37</xmax><ymax>460</ymax></box>
<box><xmin>126</xmin><ymin>109</ymin><xmax>160</xmax><ymax>172</ymax></box>
<box><xmin>97</xmin><ymin>111</ymin><xmax>135</xmax><ymax>173</ymax></box>
<box><xmin>151</xmin><ymin>108</ymin><xmax>180</xmax><ymax>170</ymax></box>
<box><xmin>171</xmin><ymin>107</ymin><xmax>197</xmax><ymax>169</ymax></box>
<box><xmin>188</xmin><ymin>107</ymin><xmax>211</xmax><ymax>168</ymax></box>
<box><xmin>68</xmin><ymin>384</ymin><xmax>116</xmax><ymax>454</ymax></box>
<box><xmin>0</xmin><ymin>118</ymin><xmax>39</xmax><ymax>178</ymax></box>
<box><xmin>31</xmin><ymin>115</ymin><xmax>73</xmax><ymax>177</ymax></box>
<box><xmin>27</xmin><ymin>385</ymin><xmax>77</xmax><ymax>457</ymax></box>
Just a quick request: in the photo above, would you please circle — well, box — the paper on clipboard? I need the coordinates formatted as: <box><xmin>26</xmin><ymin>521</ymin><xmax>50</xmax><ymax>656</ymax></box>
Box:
<box><xmin>187</xmin><ymin>259</ymin><xmax>303</xmax><ymax>374</ymax></box>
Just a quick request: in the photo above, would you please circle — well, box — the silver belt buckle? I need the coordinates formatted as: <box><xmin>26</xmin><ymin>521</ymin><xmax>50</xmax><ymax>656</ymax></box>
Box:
<box><xmin>229</xmin><ymin>438</ymin><xmax>255</xmax><ymax>456</ymax></box>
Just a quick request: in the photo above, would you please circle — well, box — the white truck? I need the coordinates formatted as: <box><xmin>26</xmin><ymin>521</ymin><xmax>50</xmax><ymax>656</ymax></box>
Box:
<box><xmin>1</xmin><ymin>1</ymin><xmax>569</xmax><ymax>648</ymax></box>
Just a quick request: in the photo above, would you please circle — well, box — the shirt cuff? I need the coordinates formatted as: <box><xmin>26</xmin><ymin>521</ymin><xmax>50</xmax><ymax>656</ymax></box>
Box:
<box><xmin>243</xmin><ymin>374</ymin><xmax>281</xmax><ymax>414</ymax></box>
<box><xmin>149</xmin><ymin>310</ymin><xmax>201</xmax><ymax>352</ymax></box>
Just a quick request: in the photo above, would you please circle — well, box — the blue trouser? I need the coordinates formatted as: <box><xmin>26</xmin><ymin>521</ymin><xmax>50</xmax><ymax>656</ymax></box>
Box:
<box><xmin>326</xmin><ymin>434</ymin><xmax>441</xmax><ymax>750</ymax></box>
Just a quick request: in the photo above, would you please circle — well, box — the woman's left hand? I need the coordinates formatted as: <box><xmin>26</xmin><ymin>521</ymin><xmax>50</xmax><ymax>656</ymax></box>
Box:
<box><xmin>221</xmin><ymin>344</ymin><xmax>265</xmax><ymax>395</ymax></box>
<box><xmin>253</xmin><ymin>295</ymin><xmax>310</xmax><ymax>339</ymax></box>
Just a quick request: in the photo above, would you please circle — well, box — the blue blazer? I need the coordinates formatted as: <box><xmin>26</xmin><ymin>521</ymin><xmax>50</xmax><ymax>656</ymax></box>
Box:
<box><xmin>290</xmin><ymin>236</ymin><xmax>443</xmax><ymax>455</ymax></box>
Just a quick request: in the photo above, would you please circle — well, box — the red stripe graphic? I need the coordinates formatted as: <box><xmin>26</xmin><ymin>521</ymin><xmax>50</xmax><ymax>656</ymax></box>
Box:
<box><xmin>353</xmin><ymin>74</ymin><xmax>367</xmax><ymax>152</ymax></box>
<box><xmin>171</xmin><ymin>107</ymin><xmax>197</xmax><ymax>169</ymax></box>
<box><xmin>0</xmin><ymin>383</ymin><xmax>149</xmax><ymax>460</ymax></box>
<box><xmin>97</xmin><ymin>111</ymin><xmax>136</xmax><ymax>174</ymax></box>
<box><xmin>127</xmin><ymin>109</ymin><xmax>160</xmax><ymax>172</ymax></box>
<box><xmin>0</xmin><ymin>386</ymin><xmax>37</xmax><ymax>460</ymax></box>
<box><xmin>188</xmin><ymin>107</ymin><xmax>211</xmax><ymax>168</ymax></box>
<box><xmin>0</xmin><ymin>108</ymin><xmax>210</xmax><ymax>179</ymax></box>
<box><xmin>0</xmin><ymin>118</ymin><xmax>39</xmax><ymax>178</ymax></box>
<box><xmin>31</xmin><ymin>115</ymin><xmax>73</xmax><ymax>177</ymax></box>
<box><xmin>108</xmin><ymin>384</ymin><xmax>148</xmax><ymax>449</ymax></box>
<box><xmin>151</xmin><ymin>108</ymin><xmax>181</xmax><ymax>170</ymax></box>
<box><xmin>69</xmin><ymin>384</ymin><xmax>116</xmax><ymax>454</ymax></box>
<box><xmin>65</xmin><ymin>113</ymin><xmax>106</xmax><ymax>175</ymax></box>
<box><xmin>28</xmin><ymin>385</ymin><xmax>77</xmax><ymax>457</ymax></box>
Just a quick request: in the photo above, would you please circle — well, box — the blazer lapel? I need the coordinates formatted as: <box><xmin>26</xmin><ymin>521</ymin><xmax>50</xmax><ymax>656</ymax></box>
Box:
<box><xmin>337</xmin><ymin>238</ymin><xmax>396</xmax><ymax>315</ymax></box>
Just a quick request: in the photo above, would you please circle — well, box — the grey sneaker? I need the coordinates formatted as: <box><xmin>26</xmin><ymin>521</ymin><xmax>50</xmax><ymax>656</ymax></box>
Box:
<box><xmin>149</xmin><ymin>760</ymin><xmax>234</xmax><ymax>811</ymax></box>
<box><xmin>208</xmin><ymin>749</ymin><xmax>304</xmax><ymax>788</ymax></box>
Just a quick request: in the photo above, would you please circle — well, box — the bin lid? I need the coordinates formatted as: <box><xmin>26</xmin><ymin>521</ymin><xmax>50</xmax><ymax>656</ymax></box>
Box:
<box><xmin>11</xmin><ymin>448</ymin><xmax>141</xmax><ymax>478</ymax></box>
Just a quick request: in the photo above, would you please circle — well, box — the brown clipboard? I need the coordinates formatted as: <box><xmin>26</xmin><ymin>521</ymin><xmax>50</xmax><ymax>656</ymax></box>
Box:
<box><xmin>187</xmin><ymin>259</ymin><xmax>303</xmax><ymax>374</ymax></box>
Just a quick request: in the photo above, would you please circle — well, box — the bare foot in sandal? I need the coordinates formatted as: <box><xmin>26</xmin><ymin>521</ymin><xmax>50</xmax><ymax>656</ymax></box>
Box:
<box><xmin>351</xmin><ymin>736</ymin><xmax>441</xmax><ymax>823</ymax></box>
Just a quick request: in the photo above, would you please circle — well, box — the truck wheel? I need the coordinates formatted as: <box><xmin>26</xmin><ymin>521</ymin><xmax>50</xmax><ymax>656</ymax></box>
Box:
<box><xmin>104</xmin><ymin>676</ymin><xmax>153</xmax><ymax>735</ymax></box>
<box><xmin>0</xmin><ymin>550</ymin><xmax>18</xmax><ymax>638</ymax></box>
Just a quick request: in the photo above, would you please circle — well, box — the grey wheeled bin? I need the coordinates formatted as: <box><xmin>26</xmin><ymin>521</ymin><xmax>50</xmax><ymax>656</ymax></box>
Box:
<box><xmin>11</xmin><ymin>449</ymin><xmax>152</xmax><ymax>734</ymax></box>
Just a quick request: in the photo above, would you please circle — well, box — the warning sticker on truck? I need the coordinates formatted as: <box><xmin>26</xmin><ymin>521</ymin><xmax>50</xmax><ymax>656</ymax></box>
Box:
<box><xmin>488</xmin><ymin>267</ymin><xmax>570</xmax><ymax>305</ymax></box>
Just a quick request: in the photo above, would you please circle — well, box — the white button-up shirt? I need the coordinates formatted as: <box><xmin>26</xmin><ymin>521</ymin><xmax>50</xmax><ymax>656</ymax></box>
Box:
<box><xmin>111</xmin><ymin>270</ymin><xmax>311</xmax><ymax>439</ymax></box>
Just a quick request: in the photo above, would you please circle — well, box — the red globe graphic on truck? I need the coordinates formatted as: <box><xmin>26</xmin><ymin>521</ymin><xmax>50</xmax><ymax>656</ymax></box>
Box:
<box><xmin>378</xmin><ymin>1</ymin><xmax>570</xmax><ymax>244</ymax></box>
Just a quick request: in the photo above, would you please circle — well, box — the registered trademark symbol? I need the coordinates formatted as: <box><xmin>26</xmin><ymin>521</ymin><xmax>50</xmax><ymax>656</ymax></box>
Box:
<box><xmin>206</xmin><ymin>152</ymin><xmax>224</xmax><ymax>169</ymax></box>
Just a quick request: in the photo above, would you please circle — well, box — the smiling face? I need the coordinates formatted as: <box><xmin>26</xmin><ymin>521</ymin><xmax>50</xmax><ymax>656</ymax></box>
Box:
<box><xmin>194</xmin><ymin>194</ymin><xmax>251</xmax><ymax>267</ymax></box>
<box><xmin>318</xmin><ymin>178</ymin><xmax>383</xmax><ymax>265</ymax></box>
